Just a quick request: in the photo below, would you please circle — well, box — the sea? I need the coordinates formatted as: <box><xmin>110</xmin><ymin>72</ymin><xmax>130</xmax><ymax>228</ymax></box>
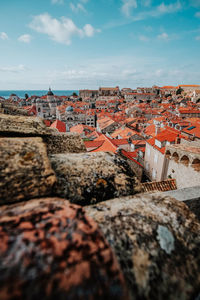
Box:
<box><xmin>0</xmin><ymin>90</ymin><xmax>79</xmax><ymax>99</ymax></box>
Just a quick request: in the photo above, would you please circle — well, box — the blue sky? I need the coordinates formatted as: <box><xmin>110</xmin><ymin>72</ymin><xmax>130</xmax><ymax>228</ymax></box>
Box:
<box><xmin>0</xmin><ymin>0</ymin><xmax>200</xmax><ymax>90</ymax></box>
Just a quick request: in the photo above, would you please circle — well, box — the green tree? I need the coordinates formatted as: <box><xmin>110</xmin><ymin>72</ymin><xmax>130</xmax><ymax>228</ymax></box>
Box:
<box><xmin>176</xmin><ymin>88</ymin><xmax>183</xmax><ymax>95</ymax></box>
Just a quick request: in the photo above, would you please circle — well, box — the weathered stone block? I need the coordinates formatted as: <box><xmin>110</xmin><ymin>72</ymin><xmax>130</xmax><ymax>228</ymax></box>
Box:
<box><xmin>0</xmin><ymin>114</ymin><xmax>53</xmax><ymax>136</ymax></box>
<box><xmin>0</xmin><ymin>137</ymin><xmax>56</xmax><ymax>205</ymax></box>
<box><xmin>50</xmin><ymin>152</ymin><xmax>136</xmax><ymax>205</ymax></box>
<box><xmin>86</xmin><ymin>194</ymin><xmax>200</xmax><ymax>300</ymax></box>
<box><xmin>44</xmin><ymin>132</ymin><xmax>86</xmax><ymax>154</ymax></box>
<box><xmin>0</xmin><ymin>198</ymin><xmax>128</xmax><ymax>300</ymax></box>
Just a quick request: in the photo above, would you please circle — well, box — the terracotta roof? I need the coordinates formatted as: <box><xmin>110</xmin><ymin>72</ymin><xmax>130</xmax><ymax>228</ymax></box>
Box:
<box><xmin>50</xmin><ymin>120</ymin><xmax>66</xmax><ymax>132</ymax></box>
<box><xmin>146</xmin><ymin>128</ymin><xmax>181</xmax><ymax>154</ymax></box>
<box><xmin>111</xmin><ymin>139</ymin><xmax>129</xmax><ymax>146</ymax></box>
<box><xmin>70</xmin><ymin>124</ymin><xmax>95</xmax><ymax>135</ymax></box>
<box><xmin>84</xmin><ymin>140</ymin><xmax>104</xmax><ymax>151</ymax></box>
<box><xmin>43</xmin><ymin>120</ymin><xmax>51</xmax><ymax>127</ymax></box>
<box><xmin>161</xmin><ymin>86</ymin><xmax>177</xmax><ymax>89</ymax></box>
<box><xmin>144</xmin><ymin>124</ymin><xmax>165</xmax><ymax>137</ymax></box>
<box><xmin>120</xmin><ymin>149</ymin><xmax>143</xmax><ymax>167</ymax></box>
<box><xmin>111</xmin><ymin>127</ymin><xmax>138</xmax><ymax>139</ymax></box>
<box><xmin>178</xmin><ymin>109</ymin><xmax>200</xmax><ymax>114</ymax></box>
<box><xmin>92</xmin><ymin>137</ymin><xmax>117</xmax><ymax>153</ymax></box>
<box><xmin>182</xmin><ymin>122</ymin><xmax>200</xmax><ymax>138</ymax></box>
<box><xmin>178</xmin><ymin>85</ymin><xmax>200</xmax><ymax>88</ymax></box>
<box><xmin>140</xmin><ymin>179</ymin><xmax>177</xmax><ymax>193</ymax></box>
<box><xmin>97</xmin><ymin>116</ymin><xmax>116</xmax><ymax>130</ymax></box>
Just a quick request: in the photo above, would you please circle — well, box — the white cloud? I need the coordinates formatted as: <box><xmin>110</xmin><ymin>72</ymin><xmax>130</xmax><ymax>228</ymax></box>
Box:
<box><xmin>51</xmin><ymin>0</ymin><xmax>64</xmax><ymax>4</ymax></box>
<box><xmin>83</xmin><ymin>24</ymin><xmax>95</xmax><ymax>36</ymax></box>
<box><xmin>18</xmin><ymin>34</ymin><xmax>32</xmax><ymax>43</ymax></box>
<box><xmin>0</xmin><ymin>32</ymin><xmax>8</xmax><ymax>40</ymax></box>
<box><xmin>0</xmin><ymin>64</ymin><xmax>26</xmax><ymax>73</ymax></box>
<box><xmin>108</xmin><ymin>0</ymin><xmax>181</xmax><ymax>28</ymax></box>
<box><xmin>29</xmin><ymin>13</ymin><xmax>99</xmax><ymax>45</ymax></box>
<box><xmin>157</xmin><ymin>32</ymin><xmax>169</xmax><ymax>40</ymax></box>
<box><xmin>139</xmin><ymin>35</ymin><xmax>150</xmax><ymax>41</ymax></box>
<box><xmin>70</xmin><ymin>2</ymin><xmax>86</xmax><ymax>13</ymax></box>
<box><xmin>196</xmin><ymin>36</ymin><xmax>200</xmax><ymax>40</ymax></box>
<box><xmin>195</xmin><ymin>11</ymin><xmax>200</xmax><ymax>17</ymax></box>
<box><xmin>121</xmin><ymin>0</ymin><xmax>137</xmax><ymax>17</ymax></box>
<box><xmin>157</xmin><ymin>1</ymin><xmax>181</xmax><ymax>14</ymax></box>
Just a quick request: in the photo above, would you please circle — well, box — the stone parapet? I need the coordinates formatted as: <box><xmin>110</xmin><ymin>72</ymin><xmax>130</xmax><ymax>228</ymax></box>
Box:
<box><xmin>0</xmin><ymin>198</ymin><xmax>128</xmax><ymax>300</ymax></box>
<box><xmin>50</xmin><ymin>152</ymin><xmax>136</xmax><ymax>205</ymax></box>
<box><xmin>0</xmin><ymin>137</ymin><xmax>56</xmax><ymax>205</ymax></box>
<box><xmin>0</xmin><ymin>114</ymin><xmax>53</xmax><ymax>136</ymax></box>
<box><xmin>86</xmin><ymin>193</ymin><xmax>200</xmax><ymax>300</ymax></box>
<box><xmin>44</xmin><ymin>132</ymin><xmax>86</xmax><ymax>154</ymax></box>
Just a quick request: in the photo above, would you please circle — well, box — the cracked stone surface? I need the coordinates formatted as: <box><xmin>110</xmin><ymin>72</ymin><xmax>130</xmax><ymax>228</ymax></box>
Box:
<box><xmin>0</xmin><ymin>197</ymin><xmax>128</xmax><ymax>300</ymax></box>
<box><xmin>50</xmin><ymin>152</ymin><xmax>136</xmax><ymax>206</ymax></box>
<box><xmin>44</xmin><ymin>132</ymin><xmax>86</xmax><ymax>155</ymax></box>
<box><xmin>85</xmin><ymin>193</ymin><xmax>200</xmax><ymax>300</ymax></box>
<box><xmin>0</xmin><ymin>137</ymin><xmax>56</xmax><ymax>205</ymax></box>
<box><xmin>0</xmin><ymin>114</ymin><xmax>54</xmax><ymax>136</ymax></box>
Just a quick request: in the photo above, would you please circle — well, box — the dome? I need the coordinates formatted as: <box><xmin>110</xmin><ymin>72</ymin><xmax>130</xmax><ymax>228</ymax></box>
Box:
<box><xmin>66</xmin><ymin>106</ymin><xmax>74</xmax><ymax>112</ymax></box>
<box><xmin>47</xmin><ymin>88</ymin><xmax>54</xmax><ymax>96</ymax></box>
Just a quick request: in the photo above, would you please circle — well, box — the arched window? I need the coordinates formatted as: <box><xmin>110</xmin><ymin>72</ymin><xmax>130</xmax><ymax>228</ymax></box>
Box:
<box><xmin>180</xmin><ymin>155</ymin><xmax>189</xmax><ymax>166</ymax></box>
<box><xmin>191</xmin><ymin>158</ymin><xmax>200</xmax><ymax>172</ymax></box>
<box><xmin>165</xmin><ymin>150</ymin><xmax>171</xmax><ymax>159</ymax></box>
<box><xmin>38</xmin><ymin>107</ymin><xmax>41</xmax><ymax>112</ymax></box>
<box><xmin>172</xmin><ymin>152</ymin><xmax>179</xmax><ymax>162</ymax></box>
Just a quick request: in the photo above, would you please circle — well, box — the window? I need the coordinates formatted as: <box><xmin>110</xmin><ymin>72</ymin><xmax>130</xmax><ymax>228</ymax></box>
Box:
<box><xmin>180</xmin><ymin>155</ymin><xmax>189</xmax><ymax>166</ymax></box>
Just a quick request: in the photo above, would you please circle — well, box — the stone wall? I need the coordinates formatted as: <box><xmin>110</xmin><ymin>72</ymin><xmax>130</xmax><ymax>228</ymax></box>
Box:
<box><xmin>166</xmin><ymin>159</ymin><xmax>200</xmax><ymax>188</ymax></box>
<box><xmin>50</xmin><ymin>152</ymin><xmax>137</xmax><ymax>205</ymax></box>
<box><xmin>0</xmin><ymin>103</ymin><xmax>29</xmax><ymax>116</ymax></box>
<box><xmin>0</xmin><ymin>112</ymin><xmax>200</xmax><ymax>299</ymax></box>
<box><xmin>86</xmin><ymin>194</ymin><xmax>200</xmax><ymax>300</ymax></box>
<box><xmin>44</xmin><ymin>132</ymin><xmax>86</xmax><ymax>154</ymax></box>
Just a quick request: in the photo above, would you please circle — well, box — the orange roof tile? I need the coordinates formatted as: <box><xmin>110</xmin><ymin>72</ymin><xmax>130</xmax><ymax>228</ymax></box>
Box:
<box><xmin>50</xmin><ymin>120</ymin><xmax>66</xmax><ymax>132</ymax></box>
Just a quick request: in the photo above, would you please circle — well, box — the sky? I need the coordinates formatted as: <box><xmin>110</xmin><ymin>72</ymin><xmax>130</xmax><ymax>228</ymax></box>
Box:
<box><xmin>0</xmin><ymin>0</ymin><xmax>200</xmax><ymax>90</ymax></box>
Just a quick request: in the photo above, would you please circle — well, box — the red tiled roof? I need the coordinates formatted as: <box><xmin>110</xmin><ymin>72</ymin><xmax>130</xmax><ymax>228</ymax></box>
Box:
<box><xmin>70</xmin><ymin>124</ymin><xmax>95</xmax><ymax>135</ymax></box>
<box><xmin>43</xmin><ymin>120</ymin><xmax>51</xmax><ymax>127</ymax></box>
<box><xmin>147</xmin><ymin>137</ymin><xmax>166</xmax><ymax>154</ymax></box>
<box><xmin>140</xmin><ymin>179</ymin><xmax>177</xmax><ymax>192</ymax></box>
<box><xmin>111</xmin><ymin>139</ymin><xmax>129</xmax><ymax>146</ymax></box>
<box><xmin>120</xmin><ymin>149</ymin><xmax>143</xmax><ymax>167</ymax></box>
<box><xmin>50</xmin><ymin>120</ymin><xmax>66</xmax><ymax>132</ymax></box>
<box><xmin>84</xmin><ymin>140</ymin><xmax>104</xmax><ymax>150</ymax></box>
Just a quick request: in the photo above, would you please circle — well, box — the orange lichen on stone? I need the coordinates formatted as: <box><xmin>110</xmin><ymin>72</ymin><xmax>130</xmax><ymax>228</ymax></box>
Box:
<box><xmin>0</xmin><ymin>197</ymin><xmax>128</xmax><ymax>300</ymax></box>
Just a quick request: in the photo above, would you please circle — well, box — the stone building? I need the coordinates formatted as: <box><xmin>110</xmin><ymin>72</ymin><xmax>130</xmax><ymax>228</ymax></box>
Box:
<box><xmin>165</xmin><ymin>144</ymin><xmax>200</xmax><ymax>189</ymax></box>
<box><xmin>79</xmin><ymin>89</ymin><xmax>98</xmax><ymax>100</ymax></box>
<box><xmin>125</xmin><ymin>92</ymin><xmax>155</xmax><ymax>102</ymax></box>
<box><xmin>99</xmin><ymin>86</ymin><xmax>120</xmax><ymax>97</ymax></box>
<box><xmin>64</xmin><ymin>106</ymin><xmax>96</xmax><ymax>131</ymax></box>
<box><xmin>1</xmin><ymin>113</ymin><xmax>200</xmax><ymax>299</ymax></box>
<box><xmin>144</xmin><ymin>128</ymin><xmax>180</xmax><ymax>181</ymax></box>
<box><xmin>36</xmin><ymin>88</ymin><xmax>62</xmax><ymax>120</ymax></box>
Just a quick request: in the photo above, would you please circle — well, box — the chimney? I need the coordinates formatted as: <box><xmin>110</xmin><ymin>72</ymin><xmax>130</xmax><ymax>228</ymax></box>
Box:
<box><xmin>155</xmin><ymin>123</ymin><xmax>161</xmax><ymax>136</ymax></box>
